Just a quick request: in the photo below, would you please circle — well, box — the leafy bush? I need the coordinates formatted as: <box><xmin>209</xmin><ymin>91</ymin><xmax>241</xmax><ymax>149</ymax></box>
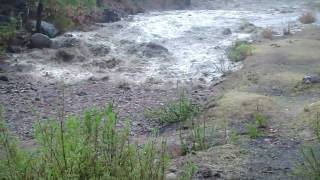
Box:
<box><xmin>299</xmin><ymin>12</ymin><xmax>316</xmax><ymax>24</ymax></box>
<box><xmin>0</xmin><ymin>21</ymin><xmax>16</xmax><ymax>54</ymax></box>
<box><xmin>43</xmin><ymin>0</ymin><xmax>96</xmax><ymax>31</ymax></box>
<box><xmin>228</xmin><ymin>41</ymin><xmax>253</xmax><ymax>62</ymax></box>
<box><xmin>146</xmin><ymin>94</ymin><xmax>199</xmax><ymax>124</ymax></box>
<box><xmin>0</xmin><ymin>105</ymin><xmax>170</xmax><ymax>179</ymax></box>
<box><xmin>261</xmin><ymin>28</ymin><xmax>273</xmax><ymax>40</ymax></box>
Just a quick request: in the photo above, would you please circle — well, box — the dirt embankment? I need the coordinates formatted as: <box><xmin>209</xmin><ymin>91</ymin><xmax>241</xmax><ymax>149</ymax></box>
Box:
<box><xmin>165</xmin><ymin>26</ymin><xmax>320</xmax><ymax>179</ymax></box>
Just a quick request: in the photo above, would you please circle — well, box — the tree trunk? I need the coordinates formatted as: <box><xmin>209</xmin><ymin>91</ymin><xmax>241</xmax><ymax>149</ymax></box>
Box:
<box><xmin>36</xmin><ymin>0</ymin><xmax>43</xmax><ymax>33</ymax></box>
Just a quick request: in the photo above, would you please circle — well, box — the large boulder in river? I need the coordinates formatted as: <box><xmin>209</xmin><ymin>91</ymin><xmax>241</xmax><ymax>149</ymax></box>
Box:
<box><xmin>30</xmin><ymin>33</ymin><xmax>52</xmax><ymax>49</ymax></box>
<box><xmin>28</xmin><ymin>20</ymin><xmax>59</xmax><ymax>38</ymax></box>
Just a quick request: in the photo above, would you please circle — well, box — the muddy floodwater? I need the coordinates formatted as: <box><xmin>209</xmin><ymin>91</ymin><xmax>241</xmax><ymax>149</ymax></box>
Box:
<box><xmin>9</xmin><ymin>0</ymin><xmax>314</xmax><ymax>86</ymax></box>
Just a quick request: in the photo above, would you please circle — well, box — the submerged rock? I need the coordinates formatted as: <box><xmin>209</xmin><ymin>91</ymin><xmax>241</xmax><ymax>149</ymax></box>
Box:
<box><xmin>30</xmin><ymin>33</ymin><xmax>52</xmax><ymax>49</ymax></box>
<box><xmin>239</xmin><ymin>22</ymin><xmax>257</xmax><ymax>33</ymax></box>
<box><xmin>141</xmin><ymin>42</ymin><xmax>169</xmax><ymax>58</ymax></box>
<box><xmin>222</xmin><ymin>28</ymin><xmax>232</xmax><ymax>35</ymax></box>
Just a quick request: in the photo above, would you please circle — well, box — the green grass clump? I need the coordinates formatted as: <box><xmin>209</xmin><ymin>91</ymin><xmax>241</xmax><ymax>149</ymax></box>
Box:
<box><xmin>294</xmin><ymin>113</ymin><xmax>320</xmax><ymax>179</ymax></box>
<box><xmin>228</xmin><ymin>41</ymin><xmax>253</xmax><ymax>62</ymax></box>
<box><xmin>180</xmin><ymin>161</ymin><xmax>198</xmax><ymax>180</ymax></box>
<box><xmin>255</xmin><ymin>112</ymin><xmax>267</xmax><ymax>128</ymax></box>
<box><xmin>146</xmin><ymin>94</ymin><xmax>199</xmax><ymax>124</ymax></box>
<box><xmin>247</xmin><ymin>123</ymin><xmax>263</xmax><ymax>139</ymax></box>
<box><xmin>0</xmin><ymin>105</ymin><xmax>170</xmax><ymax>179</ymax></box>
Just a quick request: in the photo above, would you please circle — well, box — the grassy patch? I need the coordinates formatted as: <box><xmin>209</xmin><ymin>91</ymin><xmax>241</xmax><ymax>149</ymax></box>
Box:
<box><xmin>146</xmin><ymin>94</ymin><xmax>199</xmax><ymax>124</ymax></box>
<box><xmin>0</xmin><ymin>105</ymin><xmax>170</xmax><ymax>179</ymax></box>
<box><xmin>228</xmin><ymin>41</ymin><xmax>253</xmax><ymax>62</ymax></box>
<box><xmin>207</xmin><ymin>91</ymin><xmax>276</xmax><ymax>124</ymax></box>
<box><xmin>247</xmin><ymin>123</ymin><xmax>263</xmax><ymax>139</ymax></box>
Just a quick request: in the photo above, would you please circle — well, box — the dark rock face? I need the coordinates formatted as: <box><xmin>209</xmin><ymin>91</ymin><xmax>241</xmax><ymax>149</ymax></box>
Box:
<box><xmin>103</xmin><ymin>9</ymin><xmax>121</xmax><ymax>23</ymax></box>
<box><xmin>28</xmin><ymin>20</ymin><xmax>59</xmax><ymax>38</ymax></box>
<box><xmin>30</xmin><ymin>33</ymin><xmax>52</xmax><ymax>49</ymax></box>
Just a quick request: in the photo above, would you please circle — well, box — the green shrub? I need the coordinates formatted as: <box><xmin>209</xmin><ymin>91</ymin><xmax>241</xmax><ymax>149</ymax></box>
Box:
<box><xmin>0</xmin><ymin>105</ymin><xmax>170</xmax><ymax>179</ymax></box>
<box><xmin>255</xmin><ymin>112</ymin><xmax>267</xmax><ymax>128</ymax></box>
<box><xmin>247</xmin><ymin>123</ymin><xmax>263</xmax><ymax>139</ymax></box>
<box><xmin>0</xmin><ymin>20</ymin><xmax>16</xmax><ymax>54</ymax></box>
<box><xmin>228</xmin><ymin>41</ymin><xmax>253</xmax><ymax>62</ymax></box>
<box><xmin>146</xmin><ymin>94</ymin><xmax>199</xmax><ymax>124</ymax></box>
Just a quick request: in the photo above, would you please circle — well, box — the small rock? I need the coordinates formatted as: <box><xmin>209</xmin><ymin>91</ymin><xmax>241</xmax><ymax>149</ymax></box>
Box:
<box><xmin>166</xmin><ymin>173</ymin><xmax>177</xmax><ymax>180</ymax></box>
<box><xmin>0</xmin><ymin>75</ymin><xmax>9</xmax><ymax>81</ymax></box>
<box><xmin>196</xmin><ymin>167</ymin><xmax>213</xmax><ymax>178</ymax></box>
<box><xmin>30</xmin><ymin>33</ymin><xmax>52</xmax><ymax>49</ymax></box>
<box><xmin>222</xmin><ymin>28</ymin><xmax>232</xmax><ymax>35</ymax></box>
<box><xmin>303</xmin><ymin>75</ymin><xmax>320</xmax><ymax>84</ymax></box>
<box><xmin>101</xmin><ymin>76</ymin><xmax>109</xmax><ymax>81</ymax></box>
